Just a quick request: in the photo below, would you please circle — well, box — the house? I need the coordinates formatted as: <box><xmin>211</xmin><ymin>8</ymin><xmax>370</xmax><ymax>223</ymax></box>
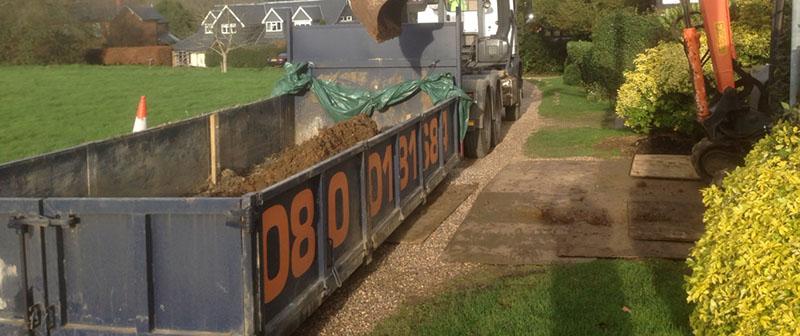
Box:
<box><xmin>173</xmin><ymin>0</ymin><xmax>347</xmax><ymax>67</ymax></box>
<box><xmin>107</xmin><ymin>5</ymin><xmax>178</xmax><ymax>47</ymax></box>
<box><xmin>70</xmin><ymin>0</ymin><xmax>138</xmax><ymax>39</ymax></box>
<box><xmin>292</xmin><ymin>6</ymin><xmax>323</xmax><ymax>26</ymax></box>
<box><xmin>337</xmin><ymin>1</ymin><xmax>357</xmax><ymax>24</ymax></box>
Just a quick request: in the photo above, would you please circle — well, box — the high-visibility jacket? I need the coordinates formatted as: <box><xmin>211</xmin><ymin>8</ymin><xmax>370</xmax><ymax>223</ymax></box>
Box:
<box><xmin>449</xmin><ymin>0</ymin><xmax>467</xmax><ymax>11</ymax></box>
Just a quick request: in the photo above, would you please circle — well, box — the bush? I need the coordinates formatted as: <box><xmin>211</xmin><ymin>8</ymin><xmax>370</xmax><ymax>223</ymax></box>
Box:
<box><xmin>519</xmin><ymin>31</ymin><xmax>567</xmax><ymax>74</ymax></box>
<box><xmin>562</xmin><ymin>64</ymin><xmax>582</xmax><ymax>85</ymax></box>
<box><xmin>0</xmin><ymin>0</ymin><xmax>97</xmax><ymax>64</ymax></box>
<box><xmin>589</xmin><ymin>9</ymin><xmax>667</xmax><ymax>98</ymax></box>
<box><xmin>531</xmin><ymin>0</ymin><xmax>646</xmax><ymax>36</ymax></box>
<box><xmin>615</xmin><ymin>42</ymin><xmax>697</xmax><ymax>134</ymax></box>
<box><xmin>565</xmin><ymin>40</ymin><xmax>595</xmax><ymax>84</ymax></box>
<box><xmin>686</xmin><ymin>122</ymin><xmax>800</xmax><ymax>335</ymax></box>
<box><xmin>207</xmin><ymin>44</ymin><xmax>285</xmax><ymax>69</ymax></box>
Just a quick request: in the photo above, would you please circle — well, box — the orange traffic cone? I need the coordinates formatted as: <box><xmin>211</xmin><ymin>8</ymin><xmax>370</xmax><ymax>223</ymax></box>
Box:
<box><xmin>132</xmin><ymin>96</ymin><xmax>147</xmax><ymax>133</ymax></box>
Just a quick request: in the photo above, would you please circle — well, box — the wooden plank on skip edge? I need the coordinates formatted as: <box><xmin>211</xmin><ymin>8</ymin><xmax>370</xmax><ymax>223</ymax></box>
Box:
<box><xmin>209</xmin><ymin>113</ymin><xmax>219</xmax><ymax>185</ymax></box>
<box><xmin>630</xmin><ymin>154</ymin><xmax>701</xmax><ymax>180</ymax></box>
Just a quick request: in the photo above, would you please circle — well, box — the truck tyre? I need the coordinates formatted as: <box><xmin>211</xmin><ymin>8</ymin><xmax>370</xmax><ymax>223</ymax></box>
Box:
<box><xmin>464</xmin><ymin>98</ymin><xmax>492</xmax><ymax>158</ymax></box>
<box><xmin>504</xmin><ymin>84</ymin><xmax>522</xmax><ymax>121</ymax></box>
<box><xmin>491</xmin><ymin>86</ymin><xmax>502</xmax><ymax>147</ymax></box>
<box><xmin>691</xmin><ymin>138</ymin><xmax>744</xmax><ymax>183</ymax></box>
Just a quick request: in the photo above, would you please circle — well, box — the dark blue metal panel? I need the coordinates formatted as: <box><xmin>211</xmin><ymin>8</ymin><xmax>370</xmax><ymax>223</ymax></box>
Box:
<box><xmin>320</xmin><ymin>152</ymin><xmax>366</xmax><ymax>282</ymax></box>
<box><xmin>149</xmin><ymin>213</ymin><xmax>245</xmax><ymax>332</ymax></box>
<box><xmin>40</xmin><ymin>198</ymin><xmax>248</xmax><ymax>336</ymax></box>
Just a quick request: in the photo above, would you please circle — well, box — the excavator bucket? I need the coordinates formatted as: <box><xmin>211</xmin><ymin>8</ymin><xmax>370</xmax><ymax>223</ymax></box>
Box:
<box><xmin>351</xmin><ymin>0</ymin><xmax>406</xmax><ymax>42</ymax></box>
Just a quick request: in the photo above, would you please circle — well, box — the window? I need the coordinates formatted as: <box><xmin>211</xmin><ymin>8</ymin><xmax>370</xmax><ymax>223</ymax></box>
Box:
<box><xmin>266</xmin><ymin>21</ymin><xmax>282</xmax><ymax>32</ymax></box>
<box><xmin>221</xmin><ymin>23</ymin><xmax>237</xmax><ymax>34</ymax></box>
<box><xmin>204</xmin><ymin>25</ymin><xmax>213</xmax><ymax>34</ymax></box>
<box><xmin>294</xmin><ymin>21</ymin><xmax>311</xmax><ymax>27</ymax></box>
<box><xmin>340</xmin><ymin>15</ymin><xmax>353</xmax><ymax>22</ymax></box>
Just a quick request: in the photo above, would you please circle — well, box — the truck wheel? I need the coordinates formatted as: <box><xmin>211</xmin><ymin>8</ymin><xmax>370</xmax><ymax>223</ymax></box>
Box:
<box><xmin>464</xmin><ymin>99</ymin><xmax>491</xmax><ymax>158</ymax></box>
<box><xmin>504</xmin><ymin>88</ymin><xmax>521</xmax><ymax>121</ymax></box>
<box><xmin>491</xmin><ymin>111</ymin><xmax>501</xmax><ymax>147</ymax></box>
<box><xmin>491</xmin><ymin>86</ymin><xmax>502</xmax><ymax>147</ymax></box>
<box><xmin>691</xmin><ymin>138</ymin><xmax>744</xmax><ymax>182</ymax></box>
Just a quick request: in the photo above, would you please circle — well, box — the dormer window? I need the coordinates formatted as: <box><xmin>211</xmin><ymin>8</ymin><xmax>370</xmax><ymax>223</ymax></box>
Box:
<box><xmin>204</xmin><ymin>25</ymin><xmax>213</xmax><ymax>34</ymax></box>
<box><xmin>340</xmin><ymin>15</ymin><xmax>353</xmax><ymax>22</ymax></box>
<box><xmin>266</xmin><ymin>21</ymin><xmax>282</xmax><ymax>32</ymax></box>
<box><xmin>221</xmin><ymin>23</ymin><xmax>237</xmax><ymax>34</ymax></box>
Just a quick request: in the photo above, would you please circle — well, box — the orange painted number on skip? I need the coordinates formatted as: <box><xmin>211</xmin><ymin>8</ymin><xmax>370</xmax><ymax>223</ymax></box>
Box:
<box><xmin>368</xmin><ymin>145</ymin><xmax>393</xmax><ymax>217</ymax></box>
<box><xmin>262</xmin><ymin>188</ymin><xmax>316</xmax><ymax>303</ymax></box>
<box><xmin>442</xmin><ymin>112</ymin><xmax>449</xmax><ymax>155</ymax></box>
<box><xmin>423</xmin><ymin>117</ymin><xmax>439</xmax><ymax>168</ymax></box>
<box><xmin>398</xmin><ymin>130</ymin><xmax>417</xmax><ymax>191</ymax></box>
<box><xmin>327</xmin><ymin>172</ymin><xmax>349</xmax><ymax>248</ymax></box>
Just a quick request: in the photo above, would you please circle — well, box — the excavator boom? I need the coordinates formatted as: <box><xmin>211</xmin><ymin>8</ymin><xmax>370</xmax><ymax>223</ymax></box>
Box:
<box><xmin>681</xmin><ymin>0</ymin><xmax>736</xmax><ymax>121</ymax></box>
<box><xmin>350</xmin><ymin>0</ymin><xmax>406</xmax><ymax>42</ymax></box>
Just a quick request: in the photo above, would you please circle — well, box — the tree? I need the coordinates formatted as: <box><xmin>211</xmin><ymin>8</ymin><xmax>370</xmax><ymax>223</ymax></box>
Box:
<box><xmin>531</xmin><ymin>0</ymin><xmax>646</xmax><ymax>36</ymax></box>
<box><xmin>209</xmin><ymin>14</ymin><xmax>264</xmax><ymax>73</ymax></box>
<box><xmin>156</xmin><ymin>0</ymin><xmax>196</xmax><ymax>39</ymax></box>
<box><xmin>0</xmin><ymin>0</ymin><xmax>96</xmax><ymax>64</ymax></box>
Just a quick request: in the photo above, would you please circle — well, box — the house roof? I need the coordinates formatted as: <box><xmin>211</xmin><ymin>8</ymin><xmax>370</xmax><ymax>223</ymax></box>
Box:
<box><xmin>126</xmin><ymin>6</ymin><xmax>168</xmax><ymax>23</ymax></box>
<box><xmin>201</xmin><ymin>10</ymin><xmax>221</xmax><ymax>25</ymax></box>
<box><xmin>173</xmin><ymin>30</ymin><xmax>215</xmax><ymax>52</ymax></box>
<box><xmin>158</xmin><ymin>32</ymin><xmax>180</xmax><ymax>45</ymax></box>
<box><xmin>200</xmin><ymin>0</ymin><xmax>347</xmax><ymax>28</ymax></box>
<box><xmin>337</xmin><ymin>1</ymin><xmax>356</xmax><ymax>22</ymax></box>
<box><xmin>263</xmin><ymin>8</ymin><xmax>283</xmax><ymax>22</ymax></box>
<box><xmin>218</xmin><ymin>4</ymin><xmax>270</xmax><ymax>26</ymax></box>
<box><xmin>296</xmin><ymin>6</ymin><xmax>323</xmax><ymax>21</ymax></box>
<box><xmin>339</xmin><ymin>2</ymin><xmax>353</xmax><ymax>17</ymax></box>
<box><xmin>260</xmin><ymin>0</ymin><xmax>346</xmax><ymax>25</ymax></box>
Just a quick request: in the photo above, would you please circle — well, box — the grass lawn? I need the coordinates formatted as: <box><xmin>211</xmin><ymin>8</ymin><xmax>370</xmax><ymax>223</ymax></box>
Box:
<box><xmin>526</xmin><ymin>77</ymin><xmax>636</xmax><ymax>158</ymax></box>
<box><xmin>525</xmin><ymin>127</ymin><xmax>634</xmax><ymax>158</ymax></box>
<box><xmin>0</xmin><ymin>65</ymin><xmax>282</xmax><ymax>163</ymax></box>
<box><xmin>371</xmin><ymin>260</ymin><xmax>692</xmax><ymax>336</ymax></box>
<box><xmin>535</xmin><ymin>77</ymin><xmax>613</xmax><ymax>123</ymax></box>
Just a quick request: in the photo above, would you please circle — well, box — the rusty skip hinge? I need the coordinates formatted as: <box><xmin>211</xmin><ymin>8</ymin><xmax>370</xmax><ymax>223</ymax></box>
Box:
<box><xmin>8</xmin><ymin>214</ymin><xmax>80</xmax><ymax>230</ymax></box>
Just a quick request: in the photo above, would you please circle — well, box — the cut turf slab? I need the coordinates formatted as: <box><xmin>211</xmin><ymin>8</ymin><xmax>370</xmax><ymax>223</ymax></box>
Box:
<box><xmin>630</xmin><ymin>154</ymin><xmax>701</xmax><ymax>180</ymax></box>
<box><xmin>388</xmin><ymin>183</ymin><xmax>477</xmax><ymax>244</ymax></box>
<box><xmin>628</xmin><ymin>200</ymin><xmax>705</xmax><ymax>242</ymax></box>
<box><xmin>444</xmin><ymin>159</ymin><xmax>705</xmax><ymax>264</ymax></box>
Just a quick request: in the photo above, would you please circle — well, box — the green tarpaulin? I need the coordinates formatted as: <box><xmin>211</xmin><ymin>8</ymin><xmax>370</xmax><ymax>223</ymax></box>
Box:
<box><xmin>270</xmin><ymin>62</ymin><xmax>472</xmax><ymax>139</ymax></box>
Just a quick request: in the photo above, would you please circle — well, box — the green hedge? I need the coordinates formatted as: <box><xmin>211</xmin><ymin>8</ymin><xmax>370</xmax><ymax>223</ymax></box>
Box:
<box><xmin>562</xmin><ymin>10</ymin><xmax>665</xmax><ymax>98</ymax></box>
<box><xmin>587</xmin><ymin>9</ymin><xmax>667</xmax><ymax>98</ymax></box>
<box><xmin>687</xmin><ymin>122</ymin><xmax>800</xmax><ymax>335</ymax></box>
<box><xmin>565</xmin><ymin>40</ymin><xmax>594</xmax><ymax>84</ymax></box>
<box><xmin>207</xmin><ymin>44</ymin><xmax>285</xmax><ymax>69</ymax></box>
<box><xmin>615</xmin><ymin>42</ymin><xmax>697</xmax><ymax>134</ymax></box>
<box><xmin>519</xmin><ymin>31</ymin><xmax>567</xmax><ymax>74</ymax></box>
<box><xmin>562</xmin><ymin>64</ymin><xmax>582</xmax><ymax>86</ymax></box>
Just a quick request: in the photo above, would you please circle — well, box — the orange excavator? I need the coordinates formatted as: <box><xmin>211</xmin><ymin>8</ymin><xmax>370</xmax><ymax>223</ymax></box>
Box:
<box><xmin>680</xmin><ymin>0</ymin><xmax>784</xmax><ymax>179</ymax></box>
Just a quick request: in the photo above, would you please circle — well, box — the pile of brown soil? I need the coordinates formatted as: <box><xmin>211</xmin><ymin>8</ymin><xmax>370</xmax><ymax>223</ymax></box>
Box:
<box><xmin>202</xmin><ymin>115</ymin><xmax>378</xmax><ymax>197</ymax></box>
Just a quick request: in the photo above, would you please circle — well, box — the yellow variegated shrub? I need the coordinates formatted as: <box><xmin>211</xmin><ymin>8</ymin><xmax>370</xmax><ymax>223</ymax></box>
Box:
<box><xmin>686</xmin><ymin>123</ymin><xmax>800</xmax><ymax>335</ymax></box>
<box><xmin>615</xmin><ymin>41</ymin><xmax>696</xmax><ymax>134</ymax></box>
